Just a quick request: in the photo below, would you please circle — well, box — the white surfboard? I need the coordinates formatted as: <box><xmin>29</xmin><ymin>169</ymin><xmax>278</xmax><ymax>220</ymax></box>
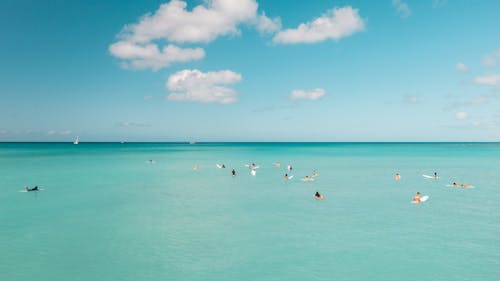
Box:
<box><xmin>288</xmin><ymin>175</ymin><xmax>294</xmax><ymax>180</ymax></box>
<box><xmin>446</xmin><ymin>184</ymin><xmax>475</xmax><ymax>189</ymax></box>
<box><xmin>412</xmin><ymin>195</ymin><xmax>429</xmax><ymax>203</ymax></box>
<box><xmin>216</xmin><ymin>164</ymin><xmax>225</xmax><ymax>169</ymax></box>
<box><xmin>251</xmin><ymin>170</ymin><xmax>256</xmax><ymax>176</ymax></box>
<box><xmin>300</xmin><ymin>178</ymin><xmax>315</xmax><ymax>182</ymax></box>
<box><xmin>422</xmin><ymin>174</ymin><xmax>439</xmax><ymax>179</ymax></box>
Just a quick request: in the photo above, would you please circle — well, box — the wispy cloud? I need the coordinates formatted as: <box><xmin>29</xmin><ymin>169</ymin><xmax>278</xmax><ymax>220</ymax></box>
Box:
<box><xmin>289</xmin><ymin>88</ymin><xmax>326</xmax><ymax>100</ymax></box>
<box><xmin>432</xmin><ymin>0</ymin><xmax>448</xmax><ymax>8</ymax></box>
<box><xmin>455</xmin><ymin>111</ymin><xmax>468</xmax><ymax>120</ymax></box>
<box><xmin>456</xmin><ymin>62</ymin><xmax>468</xmax><ymax>72</ymax></box>
<box><xmin>392</xmin><ymin>0</ymin><xmax>411</xmax><ymax>18</ymax></box>
<box><xmin>166</xmin><ymin>69</ymin><xmax>242</xmax><ymax>104</ymax></box>
<box><xmin>273</xmin><ymin>7</ymin><xmax>365</xmax><ymax>44</ymax></box>
<box><xmin>47</xmin><ymin>130</ymin><xmax>72</xmax><ymax>135</ymax></box>
<box><xmin>474</xmin><ymin>74</ymin><xmax>500</xmax><ymax>86</ymax></box>
<box><xmin>116</xmin><ymin>121</ymin><xmax>151</xmax><ymax>128</ymax></box>
<box><xmin>482</xmin><ymin>49</ymin><xmax>500</xmax><ymax>67</ymax></box>
<box><xmin>109</xmin><ymin>0</ymin><xmax>280</xmax><ymax>71</ymax></box>
<box><xmin>402</xmin><ymin>95</ymin><xmax>418</xmax><ymax>104</ymax></box>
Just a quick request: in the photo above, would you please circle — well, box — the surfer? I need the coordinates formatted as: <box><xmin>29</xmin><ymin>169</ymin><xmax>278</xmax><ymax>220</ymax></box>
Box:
<box><xmin>434</xmin><ymin>172</ymin><xmax>438</xmax><ymax>178</ymax></box>
<box><xmin>231</xmin><ymin>169</ymin><xmax>236</xmax><ymax>176</ymax></box>
<box><xmin>395</xmin><ymin>173</ymin><xmax>401</xmax><ymax>181</ymax></box>
<box><xmin>222</xmin><ymin>164</ymin><xmax>226</xmax><ymax>168</ymax></box>
<box><xmin>284</xmin><ymin>173</ymin><xmax>289</xmax><ymax>180</ymax></box>
<box><xmin>314</xmin><ymin>191</ymin><xmax>324</xmax><ymax>200</ymax></box>
<box><xmin>193</xmin><ymin>164</ymin><xmax>199</xmax><ymax>171</ymax></box>
<box><xmin>413</xmin><ymin>192</ymin><xmax>421</xmax><ymax>203</ymax></box>
<box><xmin>287</xmin><ymin>165</ymin><xmax>293</xmax><ymax>171</ymax></box>
<box><xmin>26</xmin><ymin>186</ymin><xmax>39</xmax><ymax>192</ymax></box>
<box><xmin>304</xmin><ymin>176</ymin><xmax>310</xmax><ymax>182</ymax></box>
<box><xmin>312</xmin><ymin>171</ymin><xmax>318</xmax><ymax>177</ymax></box>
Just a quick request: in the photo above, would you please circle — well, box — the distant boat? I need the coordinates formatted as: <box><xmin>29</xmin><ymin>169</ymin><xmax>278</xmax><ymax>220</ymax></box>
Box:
<box><xmin>189</xmin><ymin>141</ymin><xmax>196</xmax><ymax>144</ymax></box>
<box><xmin>73</xmin><ymin>136</ymin><xmax>79</xmax><ymax>145</ymax></box>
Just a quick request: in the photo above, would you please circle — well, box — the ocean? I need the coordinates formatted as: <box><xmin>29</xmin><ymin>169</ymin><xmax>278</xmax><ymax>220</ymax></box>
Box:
<box><xmin>1</xmin><ymin>142</ymin><xmax>499</xmax><ymax>281</ymax></box>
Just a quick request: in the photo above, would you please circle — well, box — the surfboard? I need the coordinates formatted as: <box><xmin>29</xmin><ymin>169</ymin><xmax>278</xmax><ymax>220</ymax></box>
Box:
<box><xmin>251</xmin><ymin>170</ymin><xmax>256</xmax><ymax>176</ymax></box>
<box><xmin>216</xmin><ymin>164</ymin><xmax>225</xmax><ymax>169</ymax></box>
<box><xmin>446</xmin><ymin>184</ymin><xmax>476</xmax><ymax>189</ymax></box>
<box><xmin>412</xmin><ymin>195</ymin><xmax>429</xmax><ymax>203</ymax></box>
<box><xmin>288</xmin><ymin>175</ymin><xmax>294</xmax><ymax>180</ymax></box>
<box><xmin>300</xmin><ymin>178</ymin><xmax>315</xmax><ymax>182</ymax></box>
<box><xmin>19</xmin><ymin>188</ymin><xmax>44</xmax><ymax>193</ymax></box>
<box><xmin>422</xmin><ymin>174</ymin><xmax>439</xmax><ymax>179</ymax></box>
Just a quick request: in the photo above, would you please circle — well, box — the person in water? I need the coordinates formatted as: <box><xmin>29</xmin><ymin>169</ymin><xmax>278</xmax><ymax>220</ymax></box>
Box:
<box><xmin>314</xmin><ymin>191</ymin><xmax>324</xmax><ymax>200</ymax></box>
<box><xmin>193</xmin><ymin>164</ymin><xmax>199</xmax><ymax>171</ymax></box>
<box><xmin>395</xmin><ymin>173</ymin><xmax>401</xmax><ymax>181</ymax></box>
<box><xmin>222</xmin><ymin>164</ymin><xmax>226</xmax><ymax>168</ymax></box>
<box><xmin>26</xmin><ymin>186</ymin><xmax>39</xmax><ymax>192</ymax></box>
<box><xmin>304</xmin><ymin>175</ymin><xmax>310</xmax><ymax>182</ymax></box>
<box><xmin>413</xmin><ymin>192</ymin><xmax>421</xmax><ymax>202</ymax></box>
<box><xmin>231</xmin><ymin>169</ymin><xmax>236</xmax><ymax>176</ymax></box>
<box><xmin>312</xmin><ymin>171</ymin><xmax>318</xmax><ymax>177</ymax></box>
<box><xmin>434</xmin><ymin>172</ymin><xmax>438</xmax><ymax>178</ymax></box>
<box><xmin>284</xmin><ymin>173</ymin><xmax>289</xmax><ymax>180</ymax></box>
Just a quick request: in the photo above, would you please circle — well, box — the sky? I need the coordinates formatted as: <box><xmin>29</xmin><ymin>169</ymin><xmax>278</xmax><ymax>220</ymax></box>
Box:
<box><xmin>0</xmin><ymin>0</ymin><xmax>499</xmax><ymax>142</ymax></box>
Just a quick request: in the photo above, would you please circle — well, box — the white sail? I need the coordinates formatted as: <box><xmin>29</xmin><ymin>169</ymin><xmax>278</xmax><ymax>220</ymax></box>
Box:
<box><xmin>74</xmin><ymin>136</ymin><xmax>79</xmax><ymax>145</ymax></box>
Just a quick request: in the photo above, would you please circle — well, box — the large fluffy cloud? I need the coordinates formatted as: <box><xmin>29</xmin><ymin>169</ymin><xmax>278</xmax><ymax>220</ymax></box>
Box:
<box><xmin>109</xmin><ymin>0</ymin><xmax>280</xmax><ymax>71</ymax></box>
<box><xmin>289</xmin><ymin>88</ymin><xmax>326</xmax><ymax>100</ymax></box>
<box><xmin>474</xmin><ymin>74</ymin><xmax>500</xmax><ymax>86</ymax></box>
<box><xmin>273</xmin><ymin>7</ymin><xmax>364</xmax><ymax>44</ymax></box>
<box><xmin>166</xmin><ymin>69</ymin><xmax>242</xmax><ymax>103</ymax></box>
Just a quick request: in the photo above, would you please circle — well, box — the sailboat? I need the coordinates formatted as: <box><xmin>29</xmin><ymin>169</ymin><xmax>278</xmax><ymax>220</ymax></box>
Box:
<box><xmin>73</xmin><ymin>136</ymin><xmax>79</xmax><ymax>145</ymax></box>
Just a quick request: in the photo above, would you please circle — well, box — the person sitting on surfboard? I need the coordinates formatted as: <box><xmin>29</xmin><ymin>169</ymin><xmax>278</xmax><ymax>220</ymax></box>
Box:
<box><xmin>413</xmin><ymin>192</ymin><xmax>421</xmax><ymax>203</ymax></box>
<box><xmin>434</xmin><ymin>172</ymin><xmax>438</xmax><ymax>178</ymax></box>
<box><xmin>26</xmin><ymin>186</ymin><xmax>39</xmax><ymax>192</ymax></box>
<box><xmin>314</xmin><ymin>191</ymin><xmax>324</xmax><ymax>200</ymax></box>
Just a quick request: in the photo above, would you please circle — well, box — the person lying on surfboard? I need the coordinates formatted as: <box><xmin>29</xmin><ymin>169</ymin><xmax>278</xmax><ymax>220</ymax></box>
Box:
<box><xmin>452</xmin><ymin>182</ymin><xmax>471</xmax><ymax>188</ymax></box>
<box><xmin>413</xmin><ymin>192</ymin><xmax>421</xmax><ymax>203</ymax></box>
<box><xmin>314</xmin><ymin>191</ymin><xmax>324</xmax><ymax>200</ymax></box>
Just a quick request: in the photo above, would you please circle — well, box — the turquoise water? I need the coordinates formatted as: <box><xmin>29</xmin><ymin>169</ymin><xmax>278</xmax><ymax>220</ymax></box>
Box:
<box><xmin>1</xmin><ymin>142</ymin><xmax>499</xmax><ymax>281</ymax></box>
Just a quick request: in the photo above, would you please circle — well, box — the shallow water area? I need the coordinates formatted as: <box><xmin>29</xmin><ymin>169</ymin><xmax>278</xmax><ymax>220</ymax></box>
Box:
<box><xmin>1</xmin><ymin>142</ymin><xmax>499</xmax><ymax>281</ymax></box>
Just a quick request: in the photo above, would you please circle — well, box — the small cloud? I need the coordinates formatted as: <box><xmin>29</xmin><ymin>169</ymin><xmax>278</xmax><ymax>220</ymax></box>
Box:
<box><xmin>116</xmin><ymin>122</ymin><xmax>151</xmax><ymax>128</ymax></box>
<box><xmin>253</xmin><ymin>12</ymin><xmax>282</xmax><ymax>34</ymax></box>
<box><xmin>392</xmin><ymin>0</ymin><xmax>411</xmax><ymax>18</ymax></box>
<box><xmin>60</xmin><ymin>130</ymin><xmax>72</xmax><ymax>135</ymax></box>
<box><xmin>166</xmin><ymin>69</ymin><xmax>242</xmax><ymax>104</ymax></box>
<box><xmin>455</xmin><ymin>111</ymin><xmax>468</xmax><ymax>120</ymax></box>
<box><xmin>456</xmin><ymin>62</ymin><xmax>467</xmax><ymax>72</ymax></box>
<box><xmin>482</xmin><ymin>49</ymin><xmax>500</xmax><ymax>67</ymax></box>
<box><xmin>474</xmin><ymin>74</ymin><xmax>500</xmax><ymax>86</ymax></box>
<box><xmin>47</xmin><ymin>130</ymin><xmax>56</xmax><ymax>135</ymax></box>
<box><xmin>402</xmin><ymin>95</ymin><xmax>418</xmax><ymax>104</ymax></box>
<box><xmin>144</xmin><ymin>95</ymin><xmax>153</xmax><ymax>101</ymax></box>
<box><xmin>272</xmin><ymin>6</ymin><xmax>365</xmax><ymax>44</ymax></box>
<box><xmin>433</xmin><ymin>0</ymin><xmax>448</xmax><ymax>8</ymax></box>
<box><xmin>290</xmin><ymin>88</ymin><xmax>326</xmax><ymax>100</ymax></box>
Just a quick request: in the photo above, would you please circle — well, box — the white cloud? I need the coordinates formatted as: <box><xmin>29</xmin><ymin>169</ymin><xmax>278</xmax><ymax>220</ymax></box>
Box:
<box><xmin>289</xmin><ymin>88</ymin><xmax>326</xmax><ymax>100</ymax></box>
<box><xmin>392</xmin><ymin>0</ymin><xmax>411</xmax><ymax>18</ymax></box>
<box><xmin>166</xmin><ymin>69</ymin><xmax>242</xmax><ymax>103</ymax></box>
<box><xmin>403</xmin><ymin>96</ymin><xmax>418</xmax><ymax>103</ymax></box>
<box><xmin>253</xmin><ymin>12</ymin><xmax>282</xmax><ymax>34</ymax></box>
<box><xmin>433</xmin><ymin>0</ymin><xmax>448</xmax><ymax>8</ymax></box>
<box><xmin>48</xmin><ymin>130</ymin><xmax>72</xmax><ymax>135</ymax></box>
<box><xmin>456</xmin><ymin>62</ymin><xmax>467</xmax><ymax>72</ymax></box>
<box><xmin>483</xmin><ymin>49</ymin><xmax>500</xmax><ymax>67</ymax></box>
<box><xmin>455</xmin><ymin>111</ymin><xmax>468</xmax><ymax>120</ymax></box>
<box><xmin>109</xmin><ymin>42</ymin><xmax>204</xmax><ymax>71</ymax></box>
<box><xmin>110</xmin><ymin>0</ymin><xmax>279</xmax><ymax>71</ymax></box>
<box><xmin>117</xmin><ymin>121</ymin><xmax>151</xmax><ymax>127</ymax></box>
<box><xmin>474</xmin><ymin>74</ymin><xmax>500</xmax><ymax>86</ymax></box>
<box><xmin>272</xmin><ymin>7</ymin><xmax>365</xmax><ymax>44</ymax></box>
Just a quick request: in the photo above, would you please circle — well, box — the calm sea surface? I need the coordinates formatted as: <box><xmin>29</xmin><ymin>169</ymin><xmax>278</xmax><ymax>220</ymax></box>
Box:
<box><xmin>1</xmin><ymin>142</ymin><xmax>499</xmax><ymax>281</ymax></box>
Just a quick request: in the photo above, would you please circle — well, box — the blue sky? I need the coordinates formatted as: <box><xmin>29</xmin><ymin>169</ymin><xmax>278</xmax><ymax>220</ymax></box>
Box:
<box><xmin>0</xmin><ymin>0</ymin><xmax>499</xmax><ymax>142</ymax></box>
